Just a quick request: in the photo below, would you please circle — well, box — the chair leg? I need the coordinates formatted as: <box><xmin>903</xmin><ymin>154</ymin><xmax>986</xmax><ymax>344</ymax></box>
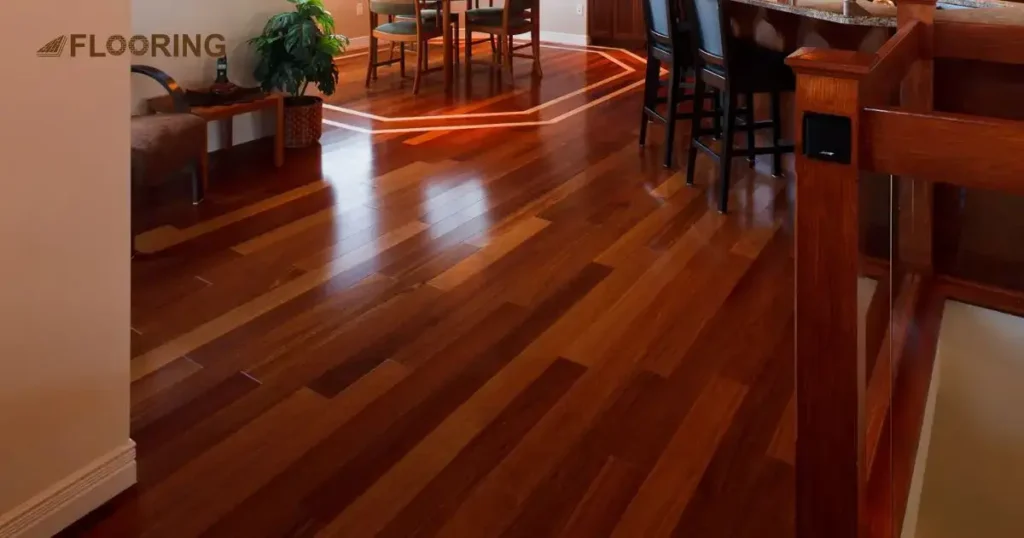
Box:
<box><xmin>365</xmin><ymin>36</ymin><xmax>377</xmax><ymax>87</ymax></box>
<box><xmin>664</xmin><ymin>64</ymin><xmax>681</xmax><ymax>168</ymax></box>
<box><xmin>719</xmin><ymin>91</ymin><xmax>737</xmax><ymax>214</ymax></box>
<box><xmin>506</xmin><ymin>35</ymin><xmax>514</xmax><ymax>78</ymax></box>
<box><xmin>639</xmin><ymin>57</ymin><xmax>660</xmax><ymax>148</ymax></box>
<box><xmin>454</xmin><ymin>18</ymin><xmax>460</xmax><ymax>69</ymax></box>
<box><xmin>531</xmin><ymin>24</ymin><xmax>542</xmax><ymax>77</ymax></box>
<box><xmin>465</xmin><ymin>23</ymin><xmax>473</xmax><ymax>75</ymax></box>
<box><xmin>770</xmin><ymin>89</ymin><xmax>783</xmax><ymax>177</ymax></box>
<box><xmin>400</xmin><ymin>43</ymin><xmax>406</xmax><ymax>78</ymax></box>
<box><xmin>712</xmin><ymin>90</ymin><xmax>722</xmax><ymax>140</ymax></box>
<box><xmin>746</xmin><ymin>92</ymin><xmax>756</xmax><ymax>168</ymax></box>
<box><xmin>686</xmin><ymin>76</ymin><xmax>707</xmax><ymax>186</ymax></box>
<box><xmin>411</xmin><ymin>40</ymin><xmax>423</xmax><ymax>94</ymax></box>
<box><xmin>491</xmin><ymin>34</ymin><xmax>499</xmax><ymax>69</ymax></box>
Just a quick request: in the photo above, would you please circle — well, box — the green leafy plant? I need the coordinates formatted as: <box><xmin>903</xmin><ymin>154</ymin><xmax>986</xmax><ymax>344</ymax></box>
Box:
<box><xmin>249</xmin><ymin>0</ymin><xmax>349</xmax><ymax>100</ymax></box>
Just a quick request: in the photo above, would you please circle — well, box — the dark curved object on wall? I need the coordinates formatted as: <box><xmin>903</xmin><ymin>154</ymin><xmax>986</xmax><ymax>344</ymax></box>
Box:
<box><xmin>131</xmin><ymin>65</ymin><xmax>190</xmax><ymax>113</ymax></box>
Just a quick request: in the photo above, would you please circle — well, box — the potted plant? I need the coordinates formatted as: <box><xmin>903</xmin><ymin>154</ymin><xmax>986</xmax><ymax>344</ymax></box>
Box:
<box><xmin>250</xmin><ymin>0</ymin><xmax>348</xmax><ymax>148</ymax></box>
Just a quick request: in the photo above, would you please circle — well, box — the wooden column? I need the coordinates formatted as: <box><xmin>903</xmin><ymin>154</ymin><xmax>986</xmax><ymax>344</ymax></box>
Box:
<box><xmin>786</xmin><ymin>50</ymin><xmax>876</xmax><ymax>538</ymax></box>
<box><xmin>897</xmin><ymin>0</ymin><xmax>937</xmax><ymax>272</ymax></box>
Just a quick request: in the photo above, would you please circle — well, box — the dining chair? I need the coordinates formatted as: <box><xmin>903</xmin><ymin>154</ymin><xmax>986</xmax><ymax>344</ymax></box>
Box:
<box><xmin>464</xmin><ymin>0</ymin><xmax>498</xmax><ymax>57</ymax></box>
<box><xmin>366</xmin><ymin>0</ymin><xmax>457</xmax><ymax>94</ymax></box>
<box><xmin>638</xmin><ymin>0</ymin><xmax>717</xmax><ymax>168</ymax></box>
<box><xmin>464</xmin><ymin>0</ymin><xmax>541</xmax><ymax>78</ymax></box>
<box><xmin>682</xmin><ymin>0</ymin><xmax>795</xmax><ymax>213</ymax></box>
<box><xmin>399</xmin><ymin>0</ymin><xmax>459</xmax><ymax>68</ymax></box>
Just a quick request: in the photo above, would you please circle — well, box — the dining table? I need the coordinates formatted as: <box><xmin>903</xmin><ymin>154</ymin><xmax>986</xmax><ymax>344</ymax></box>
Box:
<box><xmin>439</xmin><ymin>0</ymin><xmax>456</xmax><ymax>92</ymax></box>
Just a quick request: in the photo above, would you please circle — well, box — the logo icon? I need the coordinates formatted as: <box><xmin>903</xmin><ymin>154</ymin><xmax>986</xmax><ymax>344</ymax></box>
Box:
<box><xmin>37</xmin><ymin>35</ymin><xmax>68</xmax><ymax>58</ymax></box>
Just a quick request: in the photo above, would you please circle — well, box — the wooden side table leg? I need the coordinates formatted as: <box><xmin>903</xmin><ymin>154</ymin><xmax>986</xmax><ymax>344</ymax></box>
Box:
<box><xmin>221</xmin><ymin>118</ymin><xmax>233</xmax><ymax>148</ymax></box>
<box><xmin>275</xmin><ymin>96</ymin><xmax>285</xmax><ymax>167</ymax></box>
<box><xmin>199</xmin><ymin>126</ymin><xmax>210</xmax><ymax>192</ymax></box>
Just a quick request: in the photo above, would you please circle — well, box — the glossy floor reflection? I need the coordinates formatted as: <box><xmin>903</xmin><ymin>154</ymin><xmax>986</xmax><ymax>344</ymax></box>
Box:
<box><xmin>70</xmin><ymin>49</ymin><xmax>797</xmax><ymax>537</ymax></box>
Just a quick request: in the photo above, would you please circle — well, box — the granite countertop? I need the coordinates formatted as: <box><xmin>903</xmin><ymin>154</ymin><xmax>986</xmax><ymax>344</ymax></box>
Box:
<box><xmin>729</xmin><ymin>0</ymin><xmax>1024</xmax><ymax>27</ymax></box>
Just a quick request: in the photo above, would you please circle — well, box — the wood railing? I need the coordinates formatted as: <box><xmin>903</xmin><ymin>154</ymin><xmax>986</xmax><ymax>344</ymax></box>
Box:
<box><xmin>786</xmin><ymin>1</ymin><xmax>1024</xmax><ymax>537</ymax></box>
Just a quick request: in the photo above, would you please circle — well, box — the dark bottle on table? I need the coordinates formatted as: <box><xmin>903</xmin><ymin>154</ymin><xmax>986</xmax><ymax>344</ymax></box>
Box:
<box><xmin>211</xmin><ymin>56</ymin><xmax>237</xmax><ymax>95</ymax></box>
<box><xmin>215</xmin><ymin>56</ymin><xmax>229</xmax><ymax>84</ymax></box>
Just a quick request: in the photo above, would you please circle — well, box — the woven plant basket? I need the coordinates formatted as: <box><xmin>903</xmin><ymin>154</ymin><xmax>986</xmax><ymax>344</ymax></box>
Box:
<box><xmin>283</xmin><ymin>96</ymin><xmax>323</xmax><ymax>148</ymax></box>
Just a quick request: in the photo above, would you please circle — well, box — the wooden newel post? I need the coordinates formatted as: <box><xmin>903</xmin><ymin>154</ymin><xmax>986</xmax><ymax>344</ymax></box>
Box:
<box><xmin>897</xmin><ymin>0</ymin><xmax>937</xmax><ymax>273</ymax></box>
<box><xmin>785</xmin><ymin>49</ymin><xmax>876</xmax><ymax>538</ymax></box>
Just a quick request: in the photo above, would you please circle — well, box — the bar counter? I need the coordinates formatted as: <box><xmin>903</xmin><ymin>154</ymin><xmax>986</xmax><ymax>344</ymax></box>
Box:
<box><xmin>732</xmin><ymin>0</ymin><xmax>1023</xmax><ymax>27</ymax></box>
<box><xmin>727</xmin><ymin>0</ymin><xmax>1024</xmax><ymax>292</ymax></box>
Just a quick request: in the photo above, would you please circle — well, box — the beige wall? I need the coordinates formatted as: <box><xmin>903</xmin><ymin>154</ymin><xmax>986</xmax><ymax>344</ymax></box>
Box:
<box><xmin>541</xmin><ymin>1</ymin><xmax>588</xmax><ymax>38</ymax></box>
<box><xmin>912</xmin><ymin>302</ymin><xmax>1024</xmax><ymax>538</ymax></box>
<box><xmin>131</xmin><ymin>0</ymin><xmax>367</xmax><ymax>150</ymax></box>
<box><xmin>329</xmin><ymin>1</ymin><xmax>591</xmax><ymax>42</ymax></box>
<box><xmin>326</xmin><ymin>0</ymin><xmax>372</xmax><ymax>40</ymax></box>
<box><xmin>131</xmin><ymin>0</ymin><xmax>294</xmax><ymax>150</ymax></box>
<box><xmin>0</xmin><ymin>0</ymin><xmax>133</xmax><ymax>532</ymax></box>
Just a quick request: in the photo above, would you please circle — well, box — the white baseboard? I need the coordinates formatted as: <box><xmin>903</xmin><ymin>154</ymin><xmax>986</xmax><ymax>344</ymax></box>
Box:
<box><xmin>344</xmin><ymin>36</ymin><xmax>371</xmax><ymax>51</ymax></box>
<box><xmin>0</xmin><ymin>442</ymin><xmax>136</xmax><ymax>538</ymax></box>
<box><xmin>539</xmin><ymin>31</ymin><xmax>590</xmax><ymax>47</ymax></box>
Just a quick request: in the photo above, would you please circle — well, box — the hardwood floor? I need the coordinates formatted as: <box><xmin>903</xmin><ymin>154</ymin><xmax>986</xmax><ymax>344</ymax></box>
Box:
<box><xmin>66</xmin><ymin>41</ymin><xmax>796</xmax><ymax>537</ymax></box>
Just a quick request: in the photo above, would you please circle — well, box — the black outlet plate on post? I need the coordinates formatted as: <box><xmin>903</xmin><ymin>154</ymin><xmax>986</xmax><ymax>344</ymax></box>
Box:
<box><xmin>803</xmin><ymin>112</ymin><xmax>852</xmax><ymax>164</ymax></box>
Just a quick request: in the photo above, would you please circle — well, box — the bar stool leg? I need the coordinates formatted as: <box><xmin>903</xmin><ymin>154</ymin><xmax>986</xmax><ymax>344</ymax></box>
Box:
<box><xmin>719</xmin><ymin>90</ymin><xmax>737</xmax><ymax>213</ymax></box>
<box><xmin>640</xmin><ymin>58</ymin><xmax>661</xmax><ymax>147</ymax></box>
<box><xmin>712</xmin><ymin>91</ymin><xmax>722</xmax><ymax>140</ymax></box>
<box><xmin>686</xmin><ymin>76</ymin><xmax>707</xmax><ymax>186</ymax></box>
<box><xmin>664</xmin><ymin>63</ymin><xmax>681</xmax><ymax>168</ymax></box>
<box><xmin>770</xmin><ymin>90</ymin><xmax>783</xmax><ymax>177</ymax></box>
<box><xmin>746</xmin><ymin>92</ymin><xmax>756</xmax><ymax>168</ymax></box>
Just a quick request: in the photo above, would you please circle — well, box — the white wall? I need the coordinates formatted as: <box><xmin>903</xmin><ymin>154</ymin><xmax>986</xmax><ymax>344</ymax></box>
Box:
<box><xmin>912</xmin><ymin>302</ymin><xmax>1024</xmax><ymax>538</ymax></box>
<box><xmin>0</xmin><ymin>0</ymin><xmax>134</xmax><ymax>535</ymax></box>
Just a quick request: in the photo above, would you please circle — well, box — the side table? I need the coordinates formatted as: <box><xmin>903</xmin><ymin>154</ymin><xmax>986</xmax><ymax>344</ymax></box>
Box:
<box><xmin>148</xmin><ymin>92</ymin><xmax>285</xmax><ymax>180</ymax></box>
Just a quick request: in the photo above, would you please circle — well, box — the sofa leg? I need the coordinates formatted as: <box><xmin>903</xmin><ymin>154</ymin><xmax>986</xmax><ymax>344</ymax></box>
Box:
<box><xmin>191</xmin><ymin>163</ymin><xmax>205</xmax><ymax>205</ymax></box>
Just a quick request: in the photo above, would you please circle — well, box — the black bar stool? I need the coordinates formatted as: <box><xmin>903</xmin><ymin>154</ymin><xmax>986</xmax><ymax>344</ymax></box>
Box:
<box><xmin>682</xmin><ymin>0</ymin><xmax>795</xmax><ymax>213</ymax></box>
<box><xmin>638</xmin><ymin>0</ymin><xmax>717</xmax><ymax>168</ymax></box>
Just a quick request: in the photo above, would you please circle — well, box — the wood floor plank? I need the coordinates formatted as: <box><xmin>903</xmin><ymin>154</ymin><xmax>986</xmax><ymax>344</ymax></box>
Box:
<box><xmin>430</xmin><ymin>313</ymin><xmax>676</xmax><ymax>537</ymax></box>
<box><xmin>498</xmin><ymin>369</ymin><xmax>687</xmax><ymax>538</ymax></box>
<box><xmin>609</xmin><ymin>376</ymin><xmax>749</xmax><ymax>538</ymax></box>
<box><xmin>671</xmin><ymin>323</ymin><xmax>795</xmax><ymax>538</ymax></box>
<box><xmin>70</xmin><ymin>46</ymin><xmax>806</xmax><ymax>538</ymax></box>
<box><xmin>559</xmin><ymin>456</ymin><xmax>646</xmax><ymax>538</ymax></box>
<box><xmin>768</xmin><ymin>395</ymin><xmax>797</xmax><ymax>466</ymax></box>
<box><xmin>153</xmin><ymin>360</ymin><xmax>407</xmax><ymax>538</ymax></box>
<box><xmin>130</xmin><ymin>220</ymin><xmax>427</xmax><ymax>381</ymax></box>
<box><xmin>130</xmin><ymin>356</ymin><xmax>202</xmax><ymax>409</ymax></box>
<box><xmin>132</xmin><ymin>371</ymin><xmax>260</xmax><ymax>455</ymax></box>
<box><xmin>202</xmin><ymin>301</ymin><xmax>530</xmax><ymax>537</ymax></box>
<box><xmin>429</xmin><ymin>216</ymin><xmax>550</xmax><ymax>291</ymax></box>
<box><xmin>134</xmin><ymin>180</ymin><xmax>332</xmax><ymax>253</ymax></box>
<box><xmin>299</xmin><ymin>263</ymin><xmax>611</xmax><ymax>534</ymax></box>
<box><xmin>331</xmin><ymin>357</ymin><xmax>586</xmax><ymax>538</ymax></box>
<box><xmin>565</xmin><ymin>209</ymin><xmax>726</xmax><ymax>366</ymax></box>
